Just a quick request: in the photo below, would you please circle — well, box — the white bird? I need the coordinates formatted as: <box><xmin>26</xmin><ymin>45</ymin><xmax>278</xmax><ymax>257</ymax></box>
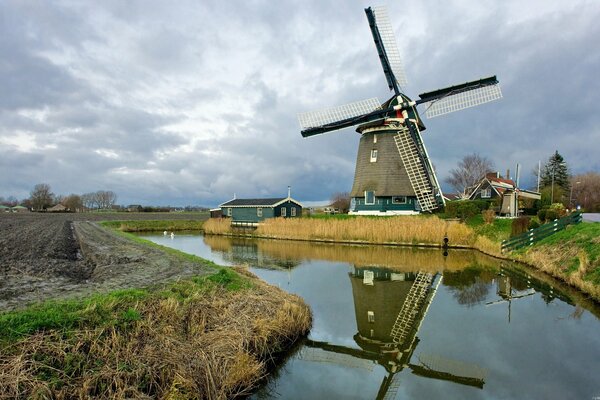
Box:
<box><xmin>163</xmin><ymin>230</ymin><xmax>168</xmax><ymax>236</ymax></box>
<box><xmin>170</xmin><ymin>232</ymin><xmax>175</xmax><ymax>239</ymax></box>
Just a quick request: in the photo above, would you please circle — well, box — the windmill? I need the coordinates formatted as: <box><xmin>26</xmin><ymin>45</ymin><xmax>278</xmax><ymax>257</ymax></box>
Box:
<box><xmin>298</xmin><ymin>6</ymin><xmax>502</xmax><ymax>214</ymax></box>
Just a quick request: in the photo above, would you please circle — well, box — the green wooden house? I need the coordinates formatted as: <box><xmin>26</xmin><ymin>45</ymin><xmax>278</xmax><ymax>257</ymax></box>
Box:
<box><xmin>220</xmin><ymin>196</ymin><xmax>303</xmax><ymax>225</ymax></box>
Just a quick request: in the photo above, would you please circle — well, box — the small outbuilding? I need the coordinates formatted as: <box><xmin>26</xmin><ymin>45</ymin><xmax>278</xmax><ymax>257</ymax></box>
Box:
<box><xmin>220</xmin><ymin>195</ymin><xmax>303</xmax><ymax>226</ymax></box>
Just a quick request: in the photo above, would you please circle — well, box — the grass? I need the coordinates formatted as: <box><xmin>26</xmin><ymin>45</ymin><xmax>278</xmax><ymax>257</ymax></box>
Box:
<box><xmin>516</xmin><ymin>222</ymin><xmax>600</xmax><ymax>302</ymax></box>
<box><xmin>0</xmin><ymin>268</ymin><xmax>311</xmax><ymax>399</ymax></box>
<box><xmin>465</xmin><ymin>214</ymin><xmax>513</xmax><ymax>243</ymax></box>
<box><xmin>100</xmin><ymin>219</ymin><xmax>204</xmax><ymax>232</ymax></box>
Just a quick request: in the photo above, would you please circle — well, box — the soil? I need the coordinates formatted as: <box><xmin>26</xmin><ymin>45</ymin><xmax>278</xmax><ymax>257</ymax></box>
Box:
<box><xmin>0</xmin><ymin>212</ymin><xmax>211</xmax><ymax>311</ymax></box>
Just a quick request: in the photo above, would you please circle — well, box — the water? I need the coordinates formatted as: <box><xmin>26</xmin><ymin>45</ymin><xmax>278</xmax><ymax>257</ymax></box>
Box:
<box><xmin>141</xmin><ymin>233</ymin><xmax>600</xmax><ymax>400</ymax></box>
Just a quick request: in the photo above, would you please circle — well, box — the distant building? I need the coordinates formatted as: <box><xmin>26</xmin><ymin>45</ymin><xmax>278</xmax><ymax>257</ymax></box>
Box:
<box><xmin>47</xmin><ymin>204</ymin><xmax>68</xmax><ymax>212</ymax></box>
<box><xmin>468</xmin><ymin>172</ymin><xmax>541</xmax><ymax>216</ymax></box>
<box><xmin>11</xmin><ymin>205</ymin><xmax>29</xmax><ymax>213</ymax></box>
<box><xmin>219</xmin><ymin>196</ymin><xmax>303</xmax><ymax>225</ymax></box>
<box><xmin>127</xmin><ymin>205</ymin><xmax>143</xmax><ymax>212</ymax></box>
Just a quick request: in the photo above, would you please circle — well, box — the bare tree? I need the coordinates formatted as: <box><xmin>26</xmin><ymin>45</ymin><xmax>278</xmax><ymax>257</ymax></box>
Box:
<box><xmin>30</xmin><ymin>183</ymin><xmax>54</xmax><ymax>211</ymax></box>
<box><xmin>571</xmin><ymin>172</ymin><xmax>600</xmax><ymax>211</ymax></box>
<box><xmin>63</xmin><ymin>194</ymin><xmax>83</xmax><ymax>212</ymax></box>
<box><xmin>446</xmin><ymin>153</ymin><xmax>495</xmax><ymax>199</ymax></box>
<box><xmin>330</xmin><ymin>192</ymin><xmax>350</xmax><ymax>213</ymax></box>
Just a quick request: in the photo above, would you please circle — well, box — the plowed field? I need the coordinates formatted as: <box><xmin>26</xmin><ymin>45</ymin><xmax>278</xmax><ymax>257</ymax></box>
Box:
<box><xmin>0</xmin><ymin>212</ymin><xmax>210</xmax><ymax>310</ymax></box>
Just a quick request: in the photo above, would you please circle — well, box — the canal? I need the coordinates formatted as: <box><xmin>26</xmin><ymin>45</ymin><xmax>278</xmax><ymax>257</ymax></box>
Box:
<box><xmin>140</xmin><ymin>232</ymin><xmax>600</xmax><ymax>400</ymax></box>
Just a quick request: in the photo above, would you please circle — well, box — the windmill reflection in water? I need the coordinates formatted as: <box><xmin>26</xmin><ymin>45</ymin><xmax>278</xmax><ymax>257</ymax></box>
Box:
<box><xmin>299</xmin><ymin>267</ymin><xmax>487</xmax><ymax>400</ymax></box>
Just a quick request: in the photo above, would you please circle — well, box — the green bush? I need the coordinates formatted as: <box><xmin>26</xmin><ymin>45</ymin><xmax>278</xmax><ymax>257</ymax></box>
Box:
<box><xmin>528</xmin><ymin>219</ymin><xmax>540</xmax><ymax>230</ymax></box>
<box><xmin>445</xmin><ymin>200</ymin><xmax>491</xmax><ymax>220</ymax></box>
<box><xmin>537</xmin><ymin>208</ymin><xmax>547</xmax><ymax>222</ymax></box>
<box><xmin>511</xmin><ymin>216</ymin><xmax>530</xmax><ymax>237</ymax></box>
<box><xmin>545</xmin><ymin>209</ymin><xmax>559</xmax><ymax>221</ymax></box>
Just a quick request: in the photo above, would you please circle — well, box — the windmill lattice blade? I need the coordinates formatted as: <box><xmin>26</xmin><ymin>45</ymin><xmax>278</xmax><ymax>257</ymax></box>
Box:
<box><xmin>372</xmin><ymin>6</ymin><xmax>407</xmax><ymax>87</ymax></box>
<box><xmin>423</xmin><ymin>84</ymin><xmax>502</xmax><ymax>118</ymax></box>
<box><xmin>298</xmin><ymin>98</ymin><xmax>381</xmax><ymax>130</ymax></box>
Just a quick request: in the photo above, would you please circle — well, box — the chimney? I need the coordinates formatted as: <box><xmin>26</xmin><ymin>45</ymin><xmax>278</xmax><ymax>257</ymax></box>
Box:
<box><xmin>287</xmin><ymin>186</ymin><xmax>291</xmax><ymax>199</ymax></box>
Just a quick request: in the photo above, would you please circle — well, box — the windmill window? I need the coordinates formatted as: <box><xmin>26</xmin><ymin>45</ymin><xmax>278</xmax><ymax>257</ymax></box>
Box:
<box><xmin>257</xmin><ymin>207</ymin><xmax>263</xmax><ymax>217</ymax></box>
<box><xmin>370</xmin><ymin>149</ymin><xmax>378</xmax><ymax>162</ymax></box>
<box><xmin>291</xmin><ymin>207</ymin><xmax>296</xmax><ymax>216</ymax></box>
<box><xmin>367</xmin><ymin>311</ymin><xmax>375</xmax><ymax>323</ymax></box>
<box><xmin>281</xmin><ymin>207</ymin><xmax>286</xmax><ymax>217</ymax></box>
<box><xmin>392</xmin><ymin>196</ymin><xmax>407</xmax><ymax>204</ymax></box>
<box><xmin>481</xmin><ymin>188</ymin><xmax>492</xmax><ymax>198</ymax></box>
<box><xmin>373</xmin><ymin>135</ymin><xmax>377</xmax><ymax>143</ymax></box>
<box><xmin>227</xmin><ymin>208</ymin><xmax>232</xmax><ymax>217</ymax></box>
<box><xmin>365</xmin><ymin>191</ymin><xmax>375</xmax><ymax>205</ymax></box>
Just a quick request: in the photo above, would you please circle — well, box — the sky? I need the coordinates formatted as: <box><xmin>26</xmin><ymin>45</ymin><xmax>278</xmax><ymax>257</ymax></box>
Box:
<box><xmin>1</xmin><ymin>0</ymin><xmax>599</xmax><ymax>207</ymax></box>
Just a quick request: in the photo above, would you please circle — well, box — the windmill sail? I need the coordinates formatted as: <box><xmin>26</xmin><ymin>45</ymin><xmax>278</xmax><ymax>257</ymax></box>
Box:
<box><xmin>298</xmin><ymin>98</ymin><xmax>383</xmax><ymax>137</ymax></box>
<box><xmin>417</xmin><ymin>76</ymin><xmax>502</xmax><ymax>118</ymax></box>
<box><xmin>366</xmin><ymin>6</ymin><xmax>407</xmax><ymax>92</ymax></box>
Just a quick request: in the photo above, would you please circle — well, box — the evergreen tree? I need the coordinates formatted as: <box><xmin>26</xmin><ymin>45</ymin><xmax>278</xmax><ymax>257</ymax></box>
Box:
<box><xmin>540</xmin><ymin>151</ymin><xmax>570</xmax><ymax>198</ymax></box>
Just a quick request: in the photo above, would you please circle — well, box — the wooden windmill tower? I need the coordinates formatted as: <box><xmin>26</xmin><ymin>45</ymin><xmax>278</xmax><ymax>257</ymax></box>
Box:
<box><xmin>298</xmin><ymin>6</ymin><xmax>502</xmax><ymax>214</ymax></box>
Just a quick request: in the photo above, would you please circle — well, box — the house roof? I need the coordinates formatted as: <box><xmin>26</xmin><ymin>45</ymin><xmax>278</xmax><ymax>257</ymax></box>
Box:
<box><xmin>220</xmin><ymin>197</ymin><xmax>303</xmax><ymax>208</ymax></box>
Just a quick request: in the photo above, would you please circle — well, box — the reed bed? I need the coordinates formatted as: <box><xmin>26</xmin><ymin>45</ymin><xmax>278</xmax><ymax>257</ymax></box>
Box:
<box><xmin>0</xmin><ymin>268</ymin><xmax>311</xmax><ymax>399</ymax></box>
<box><xmin>204</xmin><ymin>216</ymin><xmax>476</xmax><ymax>247</ymax></box>
<box><xmin>203</xmin><ymin>235</ymin><xmax>499</xmax><ymax>273</ymax></box>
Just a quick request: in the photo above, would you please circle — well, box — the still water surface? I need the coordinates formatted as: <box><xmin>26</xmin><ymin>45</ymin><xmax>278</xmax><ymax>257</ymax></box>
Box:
<box><xmin>141</xmin><ymin>233</ymin><xmax>600</xmax><ymax>400</ymax></box>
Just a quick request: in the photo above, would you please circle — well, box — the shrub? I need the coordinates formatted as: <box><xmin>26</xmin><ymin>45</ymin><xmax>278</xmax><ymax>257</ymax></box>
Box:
<box><xmin>482</xmin><ymin>209</ymin><xmax>496</xmax><ymax>224</ymax></box>
<box><xmin>445</xmin><ymin>200</ymin><xmax>490</xmax><ymax>220</ymax></box>
<box><xmin>511</xmin><ymin>216</ymin><xmax>530</xmax><ymax>237</ymax></box>
<box><xmin>549</xmin><ymin>203</ymin><xmax>567</xmax><ymax>218</ymax></box>
<box><xmin>545</xmin><ymin>209</ymin><xmax>559</xmax><ymax>222</ymax></box>
<box><xmin>528</xmin><ymin>219</ymin><xmax>540</xmax><ymax>230</ymax></box>
<box><xmin>537</xmin><ymin>208</ymin><xmax>547</xmax><ymax>222</ymax></box>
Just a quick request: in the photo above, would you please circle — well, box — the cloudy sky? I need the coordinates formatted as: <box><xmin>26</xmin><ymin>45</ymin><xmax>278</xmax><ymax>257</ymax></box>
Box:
<box><xmin>1</xmin><ymin>0</ymin><xmax>599</xmax><ymax>206</ymax></box>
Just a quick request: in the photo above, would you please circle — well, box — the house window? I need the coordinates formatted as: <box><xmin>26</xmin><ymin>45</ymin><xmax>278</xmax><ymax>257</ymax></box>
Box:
<box><xmin>392</xmin><ymin>196</ymin><xmax>407</xmax><ymax>204</ymax></box>
<box><xmin>365</xmin><ymin>191</ymin><xmax>375</xmax><ymax>205</ymax></box>
<box><xmin>481</xmin><ymin>188</ymin><xmax>491</xmax><ymax>198</ymax></box>
<box><xmin>291</xmin><ymin>207</ymin><xmax>296</xmax><ymax>217</ymax></box>
<box><xmin>257</xmin><ymin>207</ymin><xmax>263</xmax><ymax>217</ymax></box>
<box><xmin>367</xmin><ymin>311</ymin><xmax>375</xmax><ymax>323</ymax></box>
<box><xmin>227</xmin><ymin>208</ymin><xmax>232</xmax><ymax>217</ymax></box>
<box><xmin>370</xmin><ymin>149</ymin><xmax>378</xmax><ymax>163</ymax></box>
<box><xmin>281</xmin><ymin>207</ymin><xmax>287</xmax><ymax>217</ymax></box>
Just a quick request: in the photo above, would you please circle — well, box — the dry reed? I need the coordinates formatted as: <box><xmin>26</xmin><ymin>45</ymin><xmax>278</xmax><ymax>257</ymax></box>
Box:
<box><xmin>204</xmin><ymin>216</ymin><xmax>476</xmax><ymax>247</ymax></box>
<box><xmin>0</xmin><ymin>268</ymin><xmax>311</xmax><ymax>399</ymax></box>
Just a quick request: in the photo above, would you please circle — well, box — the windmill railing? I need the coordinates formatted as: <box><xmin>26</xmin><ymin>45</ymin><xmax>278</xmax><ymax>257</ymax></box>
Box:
<box><xmin>501</xmin><ymin>212</ymin><xmax>583</xmax><ymax>253</ymax></box>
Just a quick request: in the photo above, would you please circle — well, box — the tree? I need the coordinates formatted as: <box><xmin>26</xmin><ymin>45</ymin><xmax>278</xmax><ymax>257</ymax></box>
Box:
<box><xmin>30</xmin><ymin>183</ymin><xmax>54</xmax><ymax>211</ymax></box>
<box><xmin>63</xmin><ymin>194</ymin><xmax>83</xmax><ymax>212</ymax></box>
<box><xmin>445</xmin><ymin>153</ymin><xmax>495</xmax><ymax>199</ymax></box>
<box><xmin>540</xmin><ymin>151</ymin><xmax>570</xmax><ymax>196</ymax></box>
<box><xmin>570</xmin><ymin>172</ymin><xmax>600</xmax><ymax>211</ymax></box>
<box><xmin>330</xmin><ymin>192</ymin><xmax>350</xmax><ymax>213</ymax></box>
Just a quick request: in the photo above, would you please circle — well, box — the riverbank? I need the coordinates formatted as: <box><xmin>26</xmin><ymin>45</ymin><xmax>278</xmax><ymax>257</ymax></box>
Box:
<box><xmin>0</xmin><ymin>213</ymin><xmax>311</xmax><ymax>398</ymax></box>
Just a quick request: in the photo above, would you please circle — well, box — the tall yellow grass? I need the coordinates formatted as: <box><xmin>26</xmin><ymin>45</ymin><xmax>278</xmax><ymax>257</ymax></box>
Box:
<box><xmin>203</xmin><ymin>216</ymin><xmax>476</xmax><ymax>247</ymax></box>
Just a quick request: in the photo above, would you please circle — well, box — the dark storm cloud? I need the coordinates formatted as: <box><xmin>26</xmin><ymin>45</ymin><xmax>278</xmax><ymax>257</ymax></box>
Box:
<box><xmin>1</xmin><ymin>1</ymin><xmax>598</xmax><ymax>205</ymax></box>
